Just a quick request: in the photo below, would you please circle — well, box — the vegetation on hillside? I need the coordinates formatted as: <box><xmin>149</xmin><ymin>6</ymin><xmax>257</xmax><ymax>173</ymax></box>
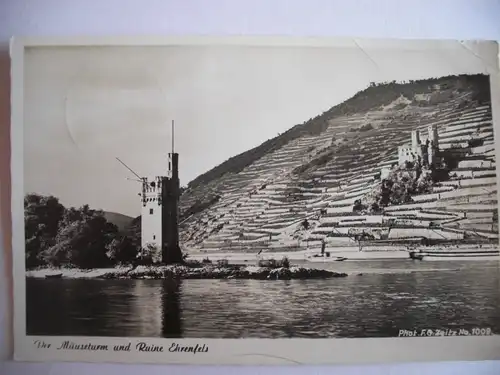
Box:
<box><xmin>292</xmin><ymin>149</ymin><xmax>335</xmax><ymax>175</ymax></box>
<box><xmin>102</xmin><ymin>211</ymin><xmax>134</xmax><ymax>232</ymax></box>
<box><xmin>354</xmin><ymin>162</ymin><xmax>434</xmax><ymax>213</ymax></box>
<box><xmin>180</xmin><ymin>74</ymin><xmax>491</xmax><ymax>221</ymax></box>
<box><xmin>181</xmin><ymin>195</ymin><xmax>221</xmax><ymax>220</ymax></box>
<box><xmin>352</xmin><ymin>137</ymin><xmax>475</xmax><ymax>213</ymax></box>
<box><xmin>185</xmin><ymin>74</ymin><xmax>490</xmax><ymax>192</ymax></box>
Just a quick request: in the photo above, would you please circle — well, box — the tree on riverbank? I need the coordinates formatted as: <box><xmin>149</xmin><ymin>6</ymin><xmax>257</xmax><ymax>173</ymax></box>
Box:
<box><xmin>105</xmin><ymin>235</ymin><xmax>138</xmax><ymax>265</ymax></box>
<box><xmin>25</xmin><ymin>193</ymin><xmax>140</xmax><ymax>269</ymax></box>
<box><xmin>39</xmin><ymin>204</ymin><xmax>120</xmax><ymax>268</ymax></box>
<box><xmin>53</xmin><ymin>208</ymin><xmax>117</xmax><ymax>267</ymax></box>
<box><xmin>24</xmin><ymin>194</ymin><xmax>65</xmax><ymax>268</ymax></box>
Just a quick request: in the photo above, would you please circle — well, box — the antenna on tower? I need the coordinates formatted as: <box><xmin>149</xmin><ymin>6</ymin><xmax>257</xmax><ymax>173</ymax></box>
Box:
<box><xmin>116</xmin><ymin>157</ymin><xmax>143</xmax><ymax>180</ymax></box>
<box><xmin>171</xmin><ymin>119</ymin><xmax>175</xmax><ymax>154</ymax></box>
<box><xmin>116</xmin><ymin>157</ymin><xmax>148</xmax><ymax>206</ymax></box>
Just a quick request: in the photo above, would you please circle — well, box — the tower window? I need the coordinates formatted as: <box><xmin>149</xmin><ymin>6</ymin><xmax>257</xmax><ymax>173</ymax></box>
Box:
<box><xmin>153</xmin><ymin>235</ymin><xmax>156</xmax><ymax>240</ymax></box>
<box><xmin>150</xmin><ymin>208</ymin><xmax>154</xmax><ymax>215</ymax></box>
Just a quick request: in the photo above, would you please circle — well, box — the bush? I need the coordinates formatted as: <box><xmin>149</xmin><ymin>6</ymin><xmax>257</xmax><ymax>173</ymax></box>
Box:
<box><xmin>278</xmin><ymin>257</ymin><xmax>290</xmax><ymax>268</ymax></box>
<box><xmin>106</xmin><ymin>236</ymin><xmax>138</xmax><ymax>265</ymax></box>
<box><xmin>257</xmin><ymin>257</ymin><xmax>290</xmax><ymax>269</ymax></box>
<box><xmin>293</xmin><ymin>150</ymin><xmax>335</xmax><ymax>175</ymax></box>
<box><xmin>137</xmin><ymin>243</ymin><xmax>161</xmax><ymax>265</ymax></box>
<box><xmin>356</xmin><ymin>165</ymin><xmax>434</xmax><ymax>210</ymax></box>
<box><xmin>370</xmin><ymin>202</ymin><xmax>382</xmax><ymax>214</ymax></box>
<box><xmin>359</xmin><ymin>123</ymin><xmax>374</xmax><ymax>132</ymax></box>
<box><xmin>439</xmin><ymin>148</ymin><xmax>467</xmax><ymax>171</ymax></box>
<box><xmin>301</xmin><ymin>219</ymin><xmax>310</xmax><ymax>230</ymax></box>
<box><xmin>353</xmin><ymin>199</ymin><xmax>367</xmax><ymax>212</ymax></box>
<box><xmin>349</xmin><ymin>123</ymin><xmax>374</xmax><ymax>133</ymax></box>
<box><xmin>468</xmin><ymin>138</ymin><xmax>483</xmax><ymax>148</ymax></box>
<box><xmin>392</xmin><ymin>103</ymin><xmax>408</xmax><ymax>111</ymax></box>
<box><xmin>216</xmin><ymin>259</ymin><xmax>229</xmax><ymax>267</ymax></box>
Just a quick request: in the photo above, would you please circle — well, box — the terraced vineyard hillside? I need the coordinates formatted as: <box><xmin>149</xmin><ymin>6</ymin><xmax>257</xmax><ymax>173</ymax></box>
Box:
<box><xmin>179</xmin><ymin>74</ymin><xmax>498</xmax><ymax>253</ymax></box>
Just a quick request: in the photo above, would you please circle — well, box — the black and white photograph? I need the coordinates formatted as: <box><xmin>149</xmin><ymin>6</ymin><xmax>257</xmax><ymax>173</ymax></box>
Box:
<box><xmin>11</xmin><ymin>37</ymin><xmax>500</xmax><ymax>365</ymax></box>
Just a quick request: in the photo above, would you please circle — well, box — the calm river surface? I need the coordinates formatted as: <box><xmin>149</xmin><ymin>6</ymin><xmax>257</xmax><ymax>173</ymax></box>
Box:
<box><xmin>26</xmin><ymin>260</ymin><xmax>500</xmax><ymax>338</ymax></box>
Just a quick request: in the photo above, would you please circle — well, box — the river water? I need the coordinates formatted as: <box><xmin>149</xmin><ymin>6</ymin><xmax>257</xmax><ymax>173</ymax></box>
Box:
<box><xmin>26</xmin><ymin>259</ymin><xmax>500</xmax><ymax>338</ymax></box>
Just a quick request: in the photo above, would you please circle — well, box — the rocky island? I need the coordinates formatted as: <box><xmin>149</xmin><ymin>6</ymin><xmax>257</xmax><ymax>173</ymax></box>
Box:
<box><xmin>27</xmin><ymin>264</ymin><xmax>348</xmax><ymax>280</ymax></box>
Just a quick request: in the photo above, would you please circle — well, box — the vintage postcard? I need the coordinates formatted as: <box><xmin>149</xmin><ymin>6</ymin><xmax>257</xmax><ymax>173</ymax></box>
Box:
<box><xmin>10</xmin><ymin>36</ymin><xmax>500</xmax><ymax>365</ymax></box>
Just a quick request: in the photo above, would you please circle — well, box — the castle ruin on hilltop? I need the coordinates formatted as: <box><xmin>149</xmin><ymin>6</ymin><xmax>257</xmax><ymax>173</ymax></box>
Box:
<box><xmin>398</xmin><ymin>124</ymin><xmax>439</xmax><ymax>167</ymax></box>
<box><xmin>380</xmin><ymin>124</ymin><xmax>439</xmax><ymax>180</ymax></box>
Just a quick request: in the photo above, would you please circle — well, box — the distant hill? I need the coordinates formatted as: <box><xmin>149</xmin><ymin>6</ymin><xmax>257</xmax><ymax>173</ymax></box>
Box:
<box><xmin>103</xmin><ymin>211</ymin><xmax>134</xmax><ymax>232</ymax></box>
<box><xmin>178</xmin><ymin>74</ymin><xmax>498</xmax><ymax>250</ymax></box>
<box><xmin>125</xmin><ymin>215</ymin><xmax>141</xmax><ymax>249</ymax></box>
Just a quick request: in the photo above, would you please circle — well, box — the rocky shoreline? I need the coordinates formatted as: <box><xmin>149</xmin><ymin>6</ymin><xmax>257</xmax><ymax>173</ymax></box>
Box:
<box><xmin>26</xmin><ymin>264</ymin><xmax>348</xmax><ymax>280</ymax></box>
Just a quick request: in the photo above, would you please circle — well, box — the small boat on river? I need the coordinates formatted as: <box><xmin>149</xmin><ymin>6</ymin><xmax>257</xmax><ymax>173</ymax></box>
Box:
<box><xmin>307</xmin><ymin>255</ymin><xmax>348</xmax><ymax>262</ymax></box>
<box><xmin>409</xmin><ymin>247</ymin><xmax>499</xmax><ymax>261</ymax></box>
<box><xmin>409</xmin><ymin>251</ymin><xmax>424</xmax><ymax>261</ymax></box>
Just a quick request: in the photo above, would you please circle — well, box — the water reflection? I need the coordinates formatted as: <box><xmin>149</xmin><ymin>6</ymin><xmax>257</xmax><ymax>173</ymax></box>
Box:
<box><xmin>27</xmin><ymin>277</ymin><xmax>184</xmax><ymax>338</ymax></box>
<box><xmin>161</xmin><ymin>277</ymin><xmax>183</xmax><ymax>337</ymax></box>
<box><xmin>26</xmin><ymin>260</ymin><xmax>500</xmax><ymax>338</ymax></box>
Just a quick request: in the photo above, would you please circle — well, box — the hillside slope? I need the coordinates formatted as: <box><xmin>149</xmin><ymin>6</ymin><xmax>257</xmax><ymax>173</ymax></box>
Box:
<box><xmin>103</xmin><ymin>211</ymin><xmax>134</xmax><ymax>233</ymax></box>
<box><xmin>179</xmin><ymin>74</ymin><xmax>498</xmax><ymax>252</ymax></box>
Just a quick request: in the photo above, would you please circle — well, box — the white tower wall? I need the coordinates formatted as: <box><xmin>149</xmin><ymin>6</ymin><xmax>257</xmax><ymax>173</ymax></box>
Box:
<box><xmin>141</xmin><ymin>177</ymin><xmax>163</xmax><ymax>257</ymax></box>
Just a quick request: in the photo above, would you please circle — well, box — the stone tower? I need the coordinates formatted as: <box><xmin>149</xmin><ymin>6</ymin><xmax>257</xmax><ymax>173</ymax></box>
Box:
<box><xmin>411</xmin><ymin>129</ymin><xmax>424</xmax><ymax>162</ymax></box>
<box><xmin>427</xmin><ymin>124</ymin><xmax>439</xmax><ymax>165</ymax></box>
<box><xmin>161</xmin><ymin>153</ymin><xmax>182</xmax><ymax>264</ymax></box>
<box><xmin>140</xmin><ymin>121</ymin><xmax>183</xmax><ymax>264</ymax></box>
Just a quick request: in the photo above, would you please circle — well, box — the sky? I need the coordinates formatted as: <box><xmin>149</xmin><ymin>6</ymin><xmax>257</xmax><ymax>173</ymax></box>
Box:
<box><xmin>22</xmin><ymin>39</ymin><xmax>497</xmax><ymax>217</ymax></box>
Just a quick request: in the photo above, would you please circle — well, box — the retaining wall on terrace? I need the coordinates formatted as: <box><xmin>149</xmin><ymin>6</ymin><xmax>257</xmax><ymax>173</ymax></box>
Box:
<box><xmin>181</xmin><ymin>100</ymin><xmax>497</xmax><ymax>250</ymax></box>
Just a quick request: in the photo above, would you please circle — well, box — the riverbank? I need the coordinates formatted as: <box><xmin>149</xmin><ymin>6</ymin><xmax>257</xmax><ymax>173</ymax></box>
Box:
<box><xmin>26</xmin><ymin>264</ymin><xmax>348</xmax><ymax>280</ymax></box>
<box><xmin>186</xmin><ymin>244</ymin><xmax>499</xmax><ymax>263</ymax></box>
<box><xmin>186</xmin><ymin>248</ymin><xmax>410</xmax><ymax>262</ymax></box>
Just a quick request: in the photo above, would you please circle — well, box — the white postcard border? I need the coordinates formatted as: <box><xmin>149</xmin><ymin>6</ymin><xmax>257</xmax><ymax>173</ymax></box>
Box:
<box><xmin>10</xmin><ymin>35</ymin><xmax>500</xmax><ymax>365</ymax></box>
